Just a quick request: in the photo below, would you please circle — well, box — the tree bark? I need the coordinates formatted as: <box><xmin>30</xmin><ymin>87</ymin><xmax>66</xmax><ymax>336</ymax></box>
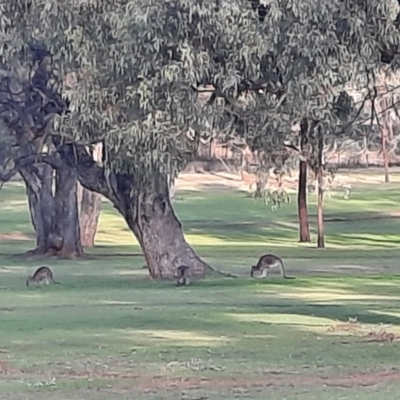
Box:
<box><xmin>298</xmin><ymin>118</ymin><xmax>311</xmax><ymax>242</ymax></box>
<box><xmin>364</xmin><ymin>135</ymin><xmax>369</xmax><ymax>168</ymax></box>
<box><xmin>21</xmin><ymin>164</ymin><xmax>57</xmax><ymax>255</ymax></box>
<box><xmin>20</xmin><ymin>161</ymin><xmax>83</xmax><ymax>258</ymax></box>
<box><xmin>298</xmin><ymin>160</ymin><xmax>311</xmax><ymax>242</ymax></box>
<box><xmin>53</xmin><ymin>164</ymin><xmax>83</xmax><ymax>257</ymax></box>
<box><xmin>381</xmin><ymin>125</ymin><xmax>390</xmax><ymax>183</ymax></box>
<box><xmin>127</xmin><ymin>193</ymin><xmax>207</xmax><ymax>278</ymax></box>
<box><xmin>77</xmin><ymin>143</ymin><xmax>103</xmax><ymax>247</ymax></box>
<box><xmin>169</xmin><ymin>181</ymin><xmax>176</xmax><ymax>202</ymax></box>
<box><xmin>316</xmin><ymin>127</ymin><xmax>325</xmax><ymax>249</ymax></box>
<box><xmin>317</xmin><ymin>168</ymin><xmax>325</xmax><ymax>248</ymax></box>
<box><xmin>78</xmin><ymin>187</ymin><xmax>102</xmax><ymax>247</ymax></box>
<box><xmin>120</xmin><ymin>176</ymin><xmax>209</xmax><ymax>279</ymax></box>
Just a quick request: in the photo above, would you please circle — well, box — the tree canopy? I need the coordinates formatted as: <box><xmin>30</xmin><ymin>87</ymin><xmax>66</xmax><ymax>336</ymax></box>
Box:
<box><xmin>1</xmin><ymin>0</ymin><xmax>400</xmax><ymax>182</ymax></box>
<box><xmin>0</xmin><ymin>0</ymin><xmax>400</xmax><ymax>274</ymax></box>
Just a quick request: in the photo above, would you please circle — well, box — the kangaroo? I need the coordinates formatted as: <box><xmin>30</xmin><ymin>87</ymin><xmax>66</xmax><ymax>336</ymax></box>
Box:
<box><xmin>26</xmin><ymin>266</ymin><xmax>60</xmax><ymax>286</ymax></box>
<box><xmin>175</xmin><ymin>265</ymin><xmax>190</xmax><ymax>286</ymax></box>
<box><xmin>250</xmin><ymin>254</ymin><xmax>295</xmax><ymax>279</ymax></box>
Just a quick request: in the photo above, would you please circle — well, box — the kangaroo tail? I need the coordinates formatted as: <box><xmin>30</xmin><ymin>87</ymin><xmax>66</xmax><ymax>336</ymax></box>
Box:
<box><xmin>207</xmin><ymin>265</ymin><xmax>239</xmax><ymax>278</ymax></box>
<box><xmin>214</xmin><ymin>270</ymin><xmax>240</xmax><ymax>278</ymax></box>
<box><xmin>278</xmin><ymin>258</ymin><xmax>295</xmax><ymax>279</ymax></box>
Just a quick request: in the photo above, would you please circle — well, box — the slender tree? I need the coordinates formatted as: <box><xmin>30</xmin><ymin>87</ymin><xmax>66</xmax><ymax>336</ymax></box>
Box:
<box><xmin>298</xmin><ymin>119</ymin><xmax>311</xmax><ymax>243</ymax></box>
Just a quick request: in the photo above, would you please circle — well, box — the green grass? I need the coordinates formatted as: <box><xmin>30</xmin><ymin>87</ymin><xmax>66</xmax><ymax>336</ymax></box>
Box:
<box><xmin>1</xmin><ymin>175</ymin><xmax>400</xmax><ymax>399</ymax></box>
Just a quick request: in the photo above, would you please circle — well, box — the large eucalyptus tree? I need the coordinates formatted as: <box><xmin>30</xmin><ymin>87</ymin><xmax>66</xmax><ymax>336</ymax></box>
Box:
<box><xmin>0</xmin><ymin>0</ymin><xmax>399</xmax><ymax>274</ymax></box>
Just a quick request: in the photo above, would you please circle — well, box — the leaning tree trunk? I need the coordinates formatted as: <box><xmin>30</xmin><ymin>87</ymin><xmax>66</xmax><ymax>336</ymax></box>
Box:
<box><xmin>298</xmin><ymin>118</ymin><xmax>311</xmax><ymax>242</ymax></box>
<box><xmin>130</xmin><ymin>193</ymin><xmax>208</xmax><ymax>279</ymax></box>
<box><xmin>109</xmin><ymin>174</ymin><xmax>209</xmax><ymax>279</ymax></box>
<box><xmin>20</xmin><ymin>162</ymin><xmax>83</xmax><ymax>258</ymax></box>
<box><xmin>72</xmin><ymin>144</ymin><xmax>210</xmax><ymax>279</ymax></box>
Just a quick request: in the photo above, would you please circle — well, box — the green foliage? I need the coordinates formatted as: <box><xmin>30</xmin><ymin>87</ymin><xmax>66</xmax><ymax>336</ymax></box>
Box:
<box><xmin>0</xmin><ymin>0</ymin><xmax>400</xmax><ymax>177</ymax></box>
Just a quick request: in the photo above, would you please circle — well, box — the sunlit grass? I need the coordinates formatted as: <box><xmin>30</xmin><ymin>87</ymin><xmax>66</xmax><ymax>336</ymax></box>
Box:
<box><xmin>370</xmin><ymin>310</ymin><xmax>400</xmax><ymax>320</ymax></box>
<box><xmin>229</xmin><ymin>312</ymin><xmax>334</xmax><ymax>327</ymax></box>
<box><xmin>277</xmin><ymin>287</ymin><xmax>400</xmax><ymax>302</ymax></box>
<box><xmin>120</xmin><ymin>329</ymin><xmax>231</xmax><ymax>346</ymax></box>
<box><xmin>1</xmin><ymin>175</ymin><xmax>400</xmax><ymax>398</ymax></box>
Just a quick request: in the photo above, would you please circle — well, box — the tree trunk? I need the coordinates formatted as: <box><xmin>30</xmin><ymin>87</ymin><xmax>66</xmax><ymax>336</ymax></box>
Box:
<box><xmin>53</xmin><ymin>162</ymin><xmax>83</xmax><ymax>257</ymax></box>
<box><xmin>317</xmin><ymin>168</ymin><xmax>325</xmax><ymax>248</ymax></box>
<box><xmin>381</xmin><ymin>125</ymin><xmax>390</xmax><ymax>183</ymax></box>
<box><xmin>316</xmin><ymin>127</ymin><xmax>325</xmax><ymax>249</ymax></box>
<box><xmin>364</xmin><ymin>135</ymin><xmax>369</xmax><ymax>168</ymax></box>
<box><xmin>20</xmin><ymin>162</ymin><xmax>83</xmax><ymax>258</ymax></box>
<box><xmin>298</xmin><ymin>160</ymin><xmax>311</xmax><ymax>242</ymax></box>
<box><xmin>108</xmin><ymin>174</ymin><xmax>209</xmax><ymax>279</ymax></box>
<box><xmin>298</xmin><ymin>118</ymin><xmax>311</xmax><ymax>242</ymax></box>
<box><xmin>79</xmin><ymin>188</ymin><xmax>102</xmax><ymax>247</ymax></box>
<box><xmin>21</xmin><ymin>164</ymin><xmax>57</xmax><ymax>255</ymax></box>
<box><xmin>132</xmin><ymin>194</ymin><xmax>208</xmax><ymax>279</ymax></box>
<box><xmin>169</xmin><ymin>182</ymin><xmax>176</xmax><ymax>202</ymax></box>
<box><xmin>77</xmin><ymin>143</ymin><xmax>103</xmax><ymax>247</ymax></box>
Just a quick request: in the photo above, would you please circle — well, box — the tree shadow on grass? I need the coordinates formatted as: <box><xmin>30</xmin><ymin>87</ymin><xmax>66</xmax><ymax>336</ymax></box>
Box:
<box><xmin>225</xmin><ymin>303</ymin><xmax>400</xmax><ymax>327</ymax></box>
<box><xmin>30</xmin><ymin>273</ymin><xmax>400</xmax><ymax>329</ymax></box>
<box><xmin>5</xmin><ymin>272</ymin><xmax>400</xmax><ymax>377</ymax></box>
<box><xmin>183</xmin><ymin>214</ymin><xmax>400</xmax><ymax>246</ymax></box>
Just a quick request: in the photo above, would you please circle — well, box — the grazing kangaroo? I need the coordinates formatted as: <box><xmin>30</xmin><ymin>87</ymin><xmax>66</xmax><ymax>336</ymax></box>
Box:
<box><xmin>250</xmin><ymin>254</ymin><xmax>295</xmax><ymax>279</ymax></box>
<box><xmin>175</xmin><ymin>265</ymin><xmax>190</xmax><ymax>286</ymax></box>
<box><xmin>26</xmin><ymin>266</ymin><xmax>60</xmax><ymax>286</ymax></box>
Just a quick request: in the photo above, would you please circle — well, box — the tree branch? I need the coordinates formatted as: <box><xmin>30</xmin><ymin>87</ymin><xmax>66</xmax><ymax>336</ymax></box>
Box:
<box><xmin>15</xmin><ymin>152</ymin><xmax>62</xmax><ymax>169</ymax></box>
<box><xmin>60</xmin><ymin>143</ymin><xmax>125</xmax><ymax>210</ymax></box>
<box><xmin>0</xmin><ymin>168</ymin><xmax>17</xmax><ymax>183</ymax></box>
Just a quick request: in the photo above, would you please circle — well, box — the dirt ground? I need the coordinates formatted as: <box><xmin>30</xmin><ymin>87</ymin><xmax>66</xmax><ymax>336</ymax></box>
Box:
<box><xmin>1</xmin><ymin>358</ymin><xmax>399</xmax><ymax>391</ymax></box>
<box><xmin>104</xmin><ymin>369</ymin><xmax>400</xmax><ymax>392</ymax></box>
<box><xmin>175</xmin><ymin>167</ymin><xmax>400</xmax><ymax>192</ymax></box>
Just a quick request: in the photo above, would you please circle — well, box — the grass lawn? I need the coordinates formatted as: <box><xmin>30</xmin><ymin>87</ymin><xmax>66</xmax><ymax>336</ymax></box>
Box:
<box><xmin>1</xmin><ymin>171</ymin><xmax>400</xmax><ymax>399</ymax></box>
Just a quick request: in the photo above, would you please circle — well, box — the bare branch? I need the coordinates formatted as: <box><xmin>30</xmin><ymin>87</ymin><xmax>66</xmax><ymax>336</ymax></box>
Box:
<box><xmin>0</xmin><ymin>168</ymin><xmax>17</xmax><ymax>183</ymax></box>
